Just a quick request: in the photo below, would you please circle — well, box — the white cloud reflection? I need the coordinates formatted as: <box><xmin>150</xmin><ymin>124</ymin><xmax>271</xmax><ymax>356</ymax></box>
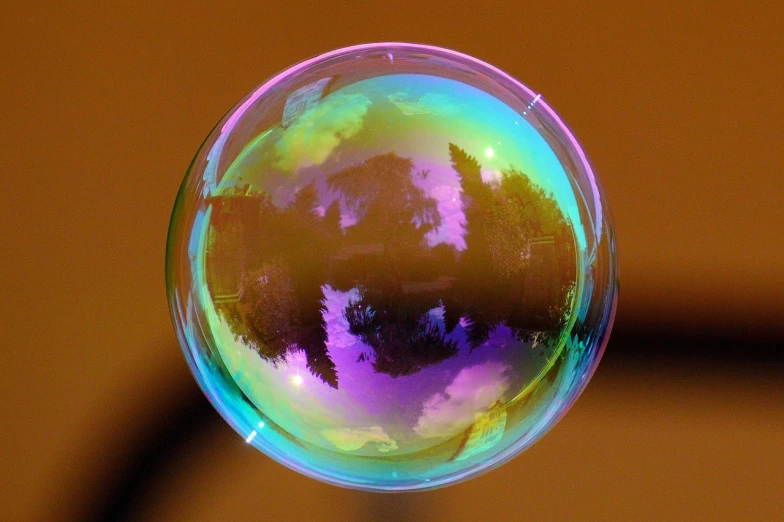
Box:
<box><xmin>321</xmin><ymin>426</ymin><xmax>398</xmax><ymax>453</ymax></box>
<box><xmin>414</xmin><ymin>361</ymin><xmax>511</xmax><ymax>439</ymax></box>
<box><xmin>275</xmin><ymin>93</ymin><xmax>372</xmax><ymax>172</ymax></box>
<box><xmin>388</xmin><ymin>92</ymin><xmax>459</xmax><ymax>116</ymax></box>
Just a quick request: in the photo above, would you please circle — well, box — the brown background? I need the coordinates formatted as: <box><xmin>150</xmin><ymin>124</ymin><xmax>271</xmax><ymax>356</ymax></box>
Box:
<box><xmin>1</xmin><ymin>1</ymin><xmax>782</xmax><ymax>520</ymax></box>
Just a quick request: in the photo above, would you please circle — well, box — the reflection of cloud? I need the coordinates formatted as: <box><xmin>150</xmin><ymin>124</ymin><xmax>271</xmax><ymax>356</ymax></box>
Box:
<box><xmin>426</xmin><ymin>183</ymin><xmax>466</xmax><ymax>250</ymax></box>
<box><xmin>322</xmin><ymin>284</ymin><xmax>361</xmax><ymax>351</ymax></box>
<box><xmin>480</xmin><ymin>169</ymin><xmax>502</xmax><ymax>185</ymax></box>
<box><xmin>321</xmin><ymin>426</ymin><xmax>398</xmax><ymax>453</ymax></box>
<box><xmin>339</xmin><ymin>210</ymin><xmax>358</xmax><ymax>229</ymax></box>
<box><xmin>414</xmin><ymin>361</ymin><xmax>511</xmax><ymax>438</ymax></box>
<box><xmin>388</xmin><ymin>92</ymin><xmax>459</xmax><ymax>116</ymax></box>
<box><xmin>275</xmin><ymin>93</ymin><xmax>372</xmax><ymax>172</ymax></box>
<box><xmin>413</xmin><ymin>162</ymin><xmax>467</xmax><ymax>251</ymax></box>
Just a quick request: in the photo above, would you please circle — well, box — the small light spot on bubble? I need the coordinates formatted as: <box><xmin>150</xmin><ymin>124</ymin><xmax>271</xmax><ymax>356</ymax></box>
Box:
<box><xmin>258</xmin><ymin>421</ymin><xmax>265</xmax><ymax>428</ymax></box>
<box><xmin>246</xmin><ymin>430</ymin><xmax>257</xmax><ymax>443</ymax></box>
<box><xmin>484</xmin><ymin>147</ymin><xmax>495</xmax><ymax>159</ymax></box>
<box><xmin>292</xmin><ymin>374</ymin><xmax>304</xmax><ymax>387</ymax></box>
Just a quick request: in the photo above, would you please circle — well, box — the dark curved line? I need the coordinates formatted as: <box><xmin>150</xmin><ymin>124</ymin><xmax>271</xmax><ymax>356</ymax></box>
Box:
<box><xmin>61</xmin><ymin>326</ymin><xmax>781</xmax><ymax>521</ymax></box>
<box><xmin>76</xmin><ymin>382</ymin><xmax>218</xmax><ymax>522</ymax></box>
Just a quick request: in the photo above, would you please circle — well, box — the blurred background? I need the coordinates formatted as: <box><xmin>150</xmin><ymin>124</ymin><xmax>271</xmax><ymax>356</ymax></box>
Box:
<box><xmin>1</xmin><ymin>1</ymin><xmax>781</xmax><ymax>520</ymax></box>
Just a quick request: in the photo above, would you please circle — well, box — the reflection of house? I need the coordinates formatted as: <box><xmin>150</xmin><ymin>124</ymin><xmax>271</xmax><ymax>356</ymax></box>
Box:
<box><xmin>281</xmin><ymin>77</ymin><xmax>336</xmax><ymax>128</ymax></box>
<box><xmin>450</xmin><ymin>401</ymin><xmax>508</xmax><ymax>462</ymax></box>
<box><xmin>204</xmin><ymin>187</ymin><xmax>265</xmax><ymax>299</ymax></box>
<box><xmin>521</xmin><ymin>235</ymin><xmax>559</xmax><ymax>323</ymax></box>
<box><xmin>213</xmin><ymin>284</ymin><xmax>243</xmax><ymax>306</ymax></box>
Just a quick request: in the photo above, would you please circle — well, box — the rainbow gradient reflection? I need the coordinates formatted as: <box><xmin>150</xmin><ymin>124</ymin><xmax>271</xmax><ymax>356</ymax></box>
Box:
<box><xmin>167</xmin><ymin>43</ymin><xmax>617</xmax><ymax>491</ymax></box>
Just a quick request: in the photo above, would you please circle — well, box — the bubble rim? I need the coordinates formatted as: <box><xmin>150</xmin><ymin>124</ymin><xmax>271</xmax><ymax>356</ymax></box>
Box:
<box><xmin>166</xmin><ymin>42</ymin><xmax>619</xmax><ymax>492</ymax></box>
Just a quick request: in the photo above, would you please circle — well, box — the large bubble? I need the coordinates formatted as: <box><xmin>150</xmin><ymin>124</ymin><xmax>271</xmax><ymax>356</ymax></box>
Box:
<box><xmin>166</xmin><ymin>43</ymin><xmax>618</xmax><ymax>491</ymax></box>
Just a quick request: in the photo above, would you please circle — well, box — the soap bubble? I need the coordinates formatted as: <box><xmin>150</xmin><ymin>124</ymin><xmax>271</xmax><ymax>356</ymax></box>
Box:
<box><xmin>166</xmin><ymin>43</ymin><xmax>617</xmax><ymax>491</ymax></box>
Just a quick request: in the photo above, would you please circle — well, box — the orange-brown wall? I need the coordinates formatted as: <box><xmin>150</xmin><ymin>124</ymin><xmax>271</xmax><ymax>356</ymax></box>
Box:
<box><xmin>1</xmin><ymin>2</ymin><xmax>781</xmax><ymax>520</ymax></box>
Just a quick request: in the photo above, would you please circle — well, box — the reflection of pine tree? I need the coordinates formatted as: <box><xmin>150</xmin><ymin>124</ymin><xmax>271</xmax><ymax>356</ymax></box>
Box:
<box><xmin>297</xmin><ymin>297</ymin><xmax>337</xmax><ymax>389</ymax></box>
<box><xmin>225</xmin><ymin>262</ymin><xmax>339</xmax><ymax>389</ymax></box>
<box><xmin>447</xmin><ymin>143</ymin><xmax>576</xmax><ymax>348</ymax></box>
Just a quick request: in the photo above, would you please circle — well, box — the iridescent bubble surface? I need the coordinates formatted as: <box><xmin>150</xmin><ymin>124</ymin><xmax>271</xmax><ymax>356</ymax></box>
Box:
<box><xmin>166</xmin><ymin>43</ymin><xmax>617</xmax><ymax>491</ymax></box>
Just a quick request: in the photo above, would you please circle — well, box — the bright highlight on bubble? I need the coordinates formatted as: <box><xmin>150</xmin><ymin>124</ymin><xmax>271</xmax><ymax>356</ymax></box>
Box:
<box><xmin>166</xmin><ymin>43</ymin><xmax>618</xmax><ymax>491</ymax></box>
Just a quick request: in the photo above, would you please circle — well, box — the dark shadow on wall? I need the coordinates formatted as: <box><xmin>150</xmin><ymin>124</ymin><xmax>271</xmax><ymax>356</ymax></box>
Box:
<box><xmin>64</xmin><ymin>322</ymin><xmax>782</xmax><ymax>521</ymax></box>
<box><xmin>73</xmin><ymin>364</ymin><xmax>220</xmax><ymax>522</ymax></box>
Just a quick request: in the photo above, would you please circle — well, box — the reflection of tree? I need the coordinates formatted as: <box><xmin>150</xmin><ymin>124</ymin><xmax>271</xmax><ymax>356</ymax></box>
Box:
<box><xmin>208</xmin><ymin>146</ymin><xmax>576</xmax><ymax>388</ymax></box>
<box><xmin>326</xmin><ymin>154</ymin><xmax>456</xmax><ymax>377</ymax></box>
<box><xmin>444</xmin><ymin>144</ymin><xmax>577</xmax><ymax>349</ymax></box>
<box><xmin>328</xmin><ymin>153</ymin><xmax>440</xmax><ymax>244</ymax></box>
<box><xmin>345</xmin><ymin>291</ymin><xmax>458</xmax><ymax>378</ymax></box>
<box><xmin>211</xmin><ymin>185</ymin><xmax>339</xmax><ymax>388</ymax></box>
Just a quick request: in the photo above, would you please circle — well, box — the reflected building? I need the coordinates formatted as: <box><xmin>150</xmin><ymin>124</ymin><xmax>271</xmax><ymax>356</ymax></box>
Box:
<box><xmin>450</xmin><ymin>401</ymin><xmax>508</xmax><ymax>462</ymax></box>
<box><xmin>205</xmin><ymin>185</ymin><xmax>265</xmax><ymax>304</ymax></box>
<box><xmin>281</xmin><ymin>77</ymin><xmax>336</xmax><ymax>128</ymax></box>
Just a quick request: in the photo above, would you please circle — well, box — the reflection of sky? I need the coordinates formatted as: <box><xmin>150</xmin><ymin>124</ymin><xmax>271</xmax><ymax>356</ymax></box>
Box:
<box><xmin>275</xmin><ymin>93</ymin><xmax>372</xmax><ymax>172</ymax></box>
<box><xmin>215</xmin><ymin>73</ymin><xmax>585</xmax><ymax>249</ymax></box>
<box><xmin>414</xmin><ymin>361</ymin><xmax>511</xmax><ymax>438</ymax></box>
<box><xmin>411</xmin><ymin>160</ymin><xmax>466</xmax><ymax>250</ymax></box>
